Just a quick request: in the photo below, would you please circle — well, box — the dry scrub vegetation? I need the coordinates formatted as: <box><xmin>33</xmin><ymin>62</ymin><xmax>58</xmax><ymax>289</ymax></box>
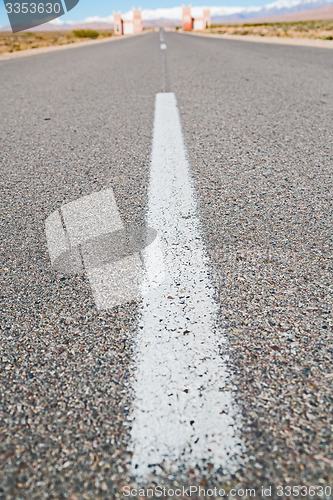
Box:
<box><xmin>0</xmin><ymin>30</ymin><xmax>113</xmax><ymax>55</ymax></box>
<box><xmin>208</xmin><ymin>20</ymin><xmax>333</xmax><ymax>40</ymax></box>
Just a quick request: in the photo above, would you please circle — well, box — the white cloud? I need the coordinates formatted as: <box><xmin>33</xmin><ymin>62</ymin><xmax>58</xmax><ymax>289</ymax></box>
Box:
<box><xmin>82</xmin><ymin>14</ymin><xmax>114</xmax><ymax>23</ymax></box>
<box><xmin>265</xmin><ymin>0</ymin><xmax>323</xmax><ymax>8</ymax></box>
<box><xmin>49</xmin><ymin>18</ymin><xmax>66</xmax><ymax>25</ymax></box>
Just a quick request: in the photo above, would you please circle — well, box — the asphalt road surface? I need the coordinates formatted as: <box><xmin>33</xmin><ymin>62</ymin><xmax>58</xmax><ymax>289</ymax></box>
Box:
<box><xmin>1</xmin><ymin>31</ymin><xmax>332</xmax><ymax>499</ymax></box>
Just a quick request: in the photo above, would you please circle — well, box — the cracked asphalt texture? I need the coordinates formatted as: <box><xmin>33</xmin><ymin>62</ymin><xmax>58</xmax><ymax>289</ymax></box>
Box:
<box><xmin>1</xmin><ymin>31</ymin><xmax>332</xmax><ymax>499</ymax></box>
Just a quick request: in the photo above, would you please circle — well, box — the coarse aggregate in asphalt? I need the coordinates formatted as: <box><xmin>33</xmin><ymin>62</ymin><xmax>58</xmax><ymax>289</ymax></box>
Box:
<box><xmin>0</xmin><ymin>31</ymin><xmax>332</xmax><ymax>499</ymax></box>
<box><xmin>169</xmin><ymin>33</ymin><xmax>333</xmax><ymax>494</ymax></box>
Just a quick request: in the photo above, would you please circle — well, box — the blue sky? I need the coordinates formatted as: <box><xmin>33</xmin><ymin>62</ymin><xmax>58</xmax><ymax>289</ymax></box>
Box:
<box><xmin>64</xmin><ymin>0</ymin><xmax>274</xmax><ymax>19</ymax></box>
<box><xmin>0</xmin><ymin>0</ymin><xmax>279</xmax><ymax>26</ymax></box>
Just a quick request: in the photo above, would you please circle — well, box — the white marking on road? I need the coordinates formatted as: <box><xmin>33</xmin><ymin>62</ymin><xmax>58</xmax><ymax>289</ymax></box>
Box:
<box><xmin>129</xmin><ymin>93</ymin><xmax>244</xmax><ymax>479</ymax></box>
<box><xmin>160</xmin><ymin>43</ymin><xmax>167</xmax><ymax>50</ymax></box>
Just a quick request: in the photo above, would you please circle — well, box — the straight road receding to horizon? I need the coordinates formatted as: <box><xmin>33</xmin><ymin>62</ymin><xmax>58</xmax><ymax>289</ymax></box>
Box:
<box><xmin>1</xmin><ymin>30</ymin><xmax>332</xmax><ymax>499</ymax></box>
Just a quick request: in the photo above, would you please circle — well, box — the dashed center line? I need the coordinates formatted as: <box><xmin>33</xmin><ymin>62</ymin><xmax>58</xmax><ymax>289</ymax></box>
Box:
<box><xmin>129</xmin><ymin>93</ymin><xmax>244</xmax><ymax>480</ymax></box>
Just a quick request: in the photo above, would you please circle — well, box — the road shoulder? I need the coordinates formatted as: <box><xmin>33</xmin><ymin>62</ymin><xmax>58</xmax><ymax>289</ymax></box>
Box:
<box><xmin>180</xmin><ymin>30</ymin><xmax>333</xmax><ymax>49</ymax></box>
<box><xmin>0</xmin><ymin>31</ymin><xmax>148</xmax><ymax>62</ymax></box>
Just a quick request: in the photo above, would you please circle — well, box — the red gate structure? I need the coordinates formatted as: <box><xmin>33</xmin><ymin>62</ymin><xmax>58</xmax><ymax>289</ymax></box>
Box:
<box><xmin>182</xmin><ymin>5</ymin><xmax>211</xmax><ymax>31</ymax></box>
<box><xmin>113</xmin><ymin>8</ymin><xmax>143</xmax><ymax>35</ymax></box>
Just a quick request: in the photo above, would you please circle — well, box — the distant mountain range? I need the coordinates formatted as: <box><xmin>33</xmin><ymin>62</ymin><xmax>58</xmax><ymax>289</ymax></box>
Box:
<box><xmin>230</xmin><ymin>3</ymin><xmax>333</xmax><ymax>23</ymax></box>
<box><xmin>209</xmin><ymin>0</ymin><xmax>333</xmax><ymax>22</ymax></box>
<box><xmin>1</xmin><ymin>0</ymin><xmax>332</xmax><ymax>31</ymax></box>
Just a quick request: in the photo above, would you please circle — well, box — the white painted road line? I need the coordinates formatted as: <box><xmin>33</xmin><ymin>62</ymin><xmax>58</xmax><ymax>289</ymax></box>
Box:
<box><xmin>129</xmin><ymin>93</ymin><xmax>244</xmax><ymax>479</ymax></box>
<box><xmin>160</xmin><ymin>43</ymin><xmax>167</xmax><ymax>50</ymax></box>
